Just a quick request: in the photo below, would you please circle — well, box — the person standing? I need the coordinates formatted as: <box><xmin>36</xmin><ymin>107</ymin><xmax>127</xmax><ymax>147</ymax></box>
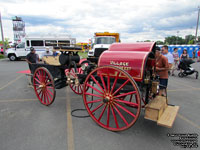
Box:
<box><xmin>26</xmin><ymin>47</ymin><xmax>38</xmax><ymax>72</ymax></box>
<box><xmin>180</xmin><ymin>49</ymin><xmax>189</xmax><ymax>60</ymax></box>
<box><xmin>192</xmin><ymin>49</ymin><xmax>196</xmax><ymax>60</ymax></box>
<box><xmin>161</xmin><ymin>45</ymin><xmax>174</xmax><ymax>75</ymax></box>
<box><xmin>155</xmin><ymin>46</ymin><xmax>169</xmax><ymax>96</ymax></box>
<box><xmin>172</xmin><ymin>47</ymin><xmax>179</xmax><ymax>76</ymax></box>
<box><xmin>197</xmin><ymin>48</ymin><xmax>200</xmax><ymax>62</ymax></box>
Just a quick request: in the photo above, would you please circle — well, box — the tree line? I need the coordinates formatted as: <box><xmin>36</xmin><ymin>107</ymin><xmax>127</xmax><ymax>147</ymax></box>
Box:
<box><xmin>141</xmin><ymin>35</ymin><xmax>200</xmax><ymax>45</ymax></box>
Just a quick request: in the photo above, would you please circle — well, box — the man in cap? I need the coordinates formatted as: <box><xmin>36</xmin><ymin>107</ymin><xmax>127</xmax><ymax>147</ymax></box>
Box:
<box><xmin>26</xmin><ymin>47</ymin><xmax>38</xmax><ymax>73</ymax></box>
<box><xmin>155</xmin><ymin>46</ymin><xmax>169</xmax><ymax>96</ymax></box>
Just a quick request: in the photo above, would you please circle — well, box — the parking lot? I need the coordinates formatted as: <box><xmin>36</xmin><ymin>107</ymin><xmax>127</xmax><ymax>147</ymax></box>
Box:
<box><xmin>0</xmin><ymin>58</ymin><xmax>199</xmax><ymax>150</ymax></box>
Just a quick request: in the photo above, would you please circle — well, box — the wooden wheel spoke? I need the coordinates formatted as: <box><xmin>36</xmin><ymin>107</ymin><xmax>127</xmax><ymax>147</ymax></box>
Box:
<box><xmin>43</xmin><ymin>91</ymin><xmax>46</xmax><ymax>104</ymax></box>
<box><xmin>107</xmin><ymin>74</ymin><xmax>110</xmax><ymax>93</ymax></box>
<box><xmin>91</xmin><ymin>103</ymin><xmax>104</xmax><ymax>113</ymax></box>
<box><xmin>97</xmin><ymin>104</ymin><xmax>107</xmax><ymax>121</ymax></box>
<box><xmin>46</xmin><ymin>81</ymin><xmax>53</xmax><ymax>86</ymax></box>
<box><xmin>46</xmin><ymin>86</ymin><xmax>54</xmax><ymax>89</ymax></box>
<box><xmin>114</xmin><ymin>91</ymin><xmax>137</xmax><ymax>98</ymax></box>
<box><xmin>114</xmin><ymin>99</ymin><xmax>138</xmax><ymax>107</ymax></box>
<box><xmin>86</xmin><ymin>99</ymin><xmax>102</xmax><ymax>104</ymax></box>
<box><xmin>46</xmin><ymin>90</ymin><xmax>52</xmax><ymax>101</ymax></box>
<box><xmin>110</xmin><ymin>72</ymin><xmax>120</xmax><ymax>93</ymax></box>
<box><xmin>41</xmin><ymin>92</ymin><xmax>44</xmax><ymax>103</ymax></box>
<box><xmin>113</xmin><ymin>104</ymin><xmax>129</xmax><ymax>126</ymax></box>
<box><xmin>100</xmin><ymin>74</ymin><xmax>107</xmax><ymax>92</ymax></box>
<box><xmin>45</xmin><ymin>92</ymin><xmax>50</xmax><ymax>104</ymax></box>
<box><xmin>36</xmin><ymin>87</ymin><xmax>41</xmax><ymax>90</ymax></box>
<box><xmin>38</xmin><ymin>89</ymin><xmax>42</xmax><ymax>96</ymax></box>
<box><xmin>36</xmin><ymin>72</ymin><xmax>42</xmax><ymax>82</ymax></box>
<box><xmin>91</xmin><ymin>75</ymin><xmax>105</xmax><ymax>93</ymax></box>
<box><xmin>86</xmin><ymin>83</ymin><xmax>103</xmax><ymax>95</ymax></box>
<box><xmin>113</xmin><ymin>79</ymin><xmax>130</xmax><ymax>96</ymax></box>
<box><xmin>111</xmin><ymin>105</ymin><xmax>119</xmax><ymax>128</ymax></box>
<box><xmin>85</xmin><ymin>92</ymin><xmax>103</xmax><ymax>98</ymax></box>
<box><xmin>34</xmin><ymin>77</ymin><xmax>42</xmax><ymax>84</ymax></box>
<box><xmin>107</xmin><ymin>105</ymin><xmax>110</xmax><ymax>127</ymax></box>
<box><xmin>46</xmin><ymin>87</ymin><xmax>54</xmax><ymax>96</ymax></box>
<box><xmin>114</xmin><ymin>102</ymin><xmax>136</xmax><ymax>118</ymax></box>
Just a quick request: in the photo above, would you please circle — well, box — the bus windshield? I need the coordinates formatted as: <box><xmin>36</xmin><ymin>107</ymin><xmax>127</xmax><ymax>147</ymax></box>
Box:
<box><xmin>95</xmin><ymin>37</ymin><xmax>115</xmax><ymax>44</ymax></box>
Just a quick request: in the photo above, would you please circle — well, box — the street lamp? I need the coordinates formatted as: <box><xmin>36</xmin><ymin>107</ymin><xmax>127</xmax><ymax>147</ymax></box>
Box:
<box><xmin>195</xmin><ymin>6</ymin><xmax>200</xmax><ymax>44</ymax></box>
<box><xmin>176</xmin><ymin>31</ymin><xmax>179</xmax><ymax>45</ymax></box>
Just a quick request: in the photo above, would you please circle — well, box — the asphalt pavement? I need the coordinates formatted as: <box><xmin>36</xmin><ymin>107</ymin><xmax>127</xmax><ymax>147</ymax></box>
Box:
<box><xmin>0</xmin><ymin>58</ymin><xmax>199</xmax><ymax>150</ymax></box>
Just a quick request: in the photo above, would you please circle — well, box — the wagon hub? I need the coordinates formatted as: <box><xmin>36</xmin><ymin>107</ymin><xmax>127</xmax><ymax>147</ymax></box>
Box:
<box><xmin>39</xmin><ymin>83</ymin><xmax>46</xmax><ymax>91</ymax></box>
<box><xmin>103</xmin><ymin>97</ymin><xmax>109</xmax><ymax>103</ymax></box>
<box><xmin>103</xmin><ymin>95</ymin><xmax>114</xmax><ymax>104</ymax></box>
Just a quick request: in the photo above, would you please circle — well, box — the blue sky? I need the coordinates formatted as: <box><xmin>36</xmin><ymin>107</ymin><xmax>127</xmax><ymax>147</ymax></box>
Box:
<box><xmin>0</xmin><ymin>0</ymin><xmax>199</xmax><ymax>43</ymax></box>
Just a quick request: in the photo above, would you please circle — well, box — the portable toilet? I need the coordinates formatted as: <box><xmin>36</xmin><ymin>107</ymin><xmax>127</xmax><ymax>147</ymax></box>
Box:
<box><xmin>177</xmin><ymin>45</ymin><xmax>183</xmax><ymax>57</ymax></box>
<box><xmin>194</xmin><ymin>45</ymin><xmax>199</xmax><ymax>57</ymax></box>
<box><xmin>170</xmin><ymin>45</ymin><xmax>176</xmax><ymax>53</ymax></box>
<box><xmin>188</xmin><ymin>45</ymin><xmax>194</xmax><ymax>58</ymax></box>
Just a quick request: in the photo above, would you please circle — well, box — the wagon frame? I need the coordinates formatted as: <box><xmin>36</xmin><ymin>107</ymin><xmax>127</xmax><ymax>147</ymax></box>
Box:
<box><xmin>29</xmin><ymin>42</ymin><xmax>179</xmax><ymax>131</ymax></box>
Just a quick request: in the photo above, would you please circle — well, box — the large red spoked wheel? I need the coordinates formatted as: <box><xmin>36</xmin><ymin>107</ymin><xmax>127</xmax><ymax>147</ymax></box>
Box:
<box><xmin>83</xmin><ymin>66</ymin><xmax>141</xmax><ymax>131</ymax></box>
<box><xmin>33</xmin><ymin>67</ymin><xmax>56</xmax><ymax>106</ymax></box>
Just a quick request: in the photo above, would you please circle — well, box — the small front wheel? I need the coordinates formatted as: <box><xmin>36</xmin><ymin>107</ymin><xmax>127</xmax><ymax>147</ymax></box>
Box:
<box><xmin>178</xmin><ymin>72</ymin><xmax>184</xmax><ymax>78</ymax></box>
<box><xmin>33</xmin><ymin>67</ymin><xmax>56</xmax><ymax>106</ymax></box>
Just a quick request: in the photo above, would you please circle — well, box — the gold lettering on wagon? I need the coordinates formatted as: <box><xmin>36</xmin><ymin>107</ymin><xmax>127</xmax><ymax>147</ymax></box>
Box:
<box><xmin>110</xmin><ymin>61</ymin><xmax>131</xmax><ymax>71</ymax></box>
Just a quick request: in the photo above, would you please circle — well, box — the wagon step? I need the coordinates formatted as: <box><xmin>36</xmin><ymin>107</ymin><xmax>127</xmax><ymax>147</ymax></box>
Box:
<box><xmin>157</xmin><ymin>105</ymin><xmax>179</xmax><ymax>128</ymax></box>
<box><xmin>144</xmin><ymin>96</ymin><xmax>179</xmax><ymax>128</ymax></box>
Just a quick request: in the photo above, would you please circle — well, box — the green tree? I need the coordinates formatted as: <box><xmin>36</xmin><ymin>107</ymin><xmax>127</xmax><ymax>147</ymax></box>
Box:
<box><xmin>164</xmin><ymin>36</ymin><xmax>185</xmax><ymax>45</ymax></box>
<box><xmin>144</xmin><ymin>40</ymin><xmax>151</xmax><ymax>42</ymax></box>
<box><xmin>156</xmin><ymin>40</ymin><xmax>164</xmax><ymax>45</ymax></box>
<box><xmin>0</xmin><ymin>38</ymin><xmax>11</xmax><ymax>49</ymax></box>
<box><xmin>185</xmin><ymin>35</ymin><xmax>195</xmax><ymax>44</ymax></box>
<box><xmin>188</xmin><ymin>39</ymin><xmax>195</xmax><ymax>44</ymax></box>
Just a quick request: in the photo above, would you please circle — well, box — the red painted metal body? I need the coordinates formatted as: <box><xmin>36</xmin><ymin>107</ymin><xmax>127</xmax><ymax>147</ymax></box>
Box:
<box><xmin>98</xmin><ymin>42</ymin><xmax>156</xmax><ymax>82</ymax></box>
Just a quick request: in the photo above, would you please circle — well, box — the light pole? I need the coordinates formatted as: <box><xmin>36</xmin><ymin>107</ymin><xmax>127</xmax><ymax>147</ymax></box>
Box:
<box><xmin>176</xmin><ymin>31</ymin><xmax>179</xmax><ymax>45</ymax></box>
<box><xmin>195</xmin><ymin>6</ymin><xmax>200</xmax><ymax>44</ymax></box>
<box><xmin>0</xmin><ymin>11</ymin><xmax>5</xmax><ymax>54</ymax></box>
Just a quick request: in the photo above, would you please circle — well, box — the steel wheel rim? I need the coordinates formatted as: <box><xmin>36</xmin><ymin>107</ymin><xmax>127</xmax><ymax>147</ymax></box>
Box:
<box><xmin>33</xmin><ymin>67</ymin><xmax>56</xmax><ymax>106</ymax></box>
<box><xmin>83</xmin><ymin>66</ymin><xmax>141</xmax><ymax>131</ymax></box>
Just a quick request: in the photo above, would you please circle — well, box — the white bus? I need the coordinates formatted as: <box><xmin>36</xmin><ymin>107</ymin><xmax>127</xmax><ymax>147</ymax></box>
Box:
<box><xmin>5</xmin><ymin>37</ymin><xmax>76</xmax><ymax>61</ymax></box>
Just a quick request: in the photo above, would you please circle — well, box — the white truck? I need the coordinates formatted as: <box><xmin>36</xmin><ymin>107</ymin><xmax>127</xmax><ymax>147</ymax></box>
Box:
<box><xmin>87</xmin><ymin>32</ymin><xmax>120</xmax><ymax>63</ymax></box>
<box><xmin>5</xmin><ymin>36</ymin><xmax>76</xmax><ymax>61</ymax></box>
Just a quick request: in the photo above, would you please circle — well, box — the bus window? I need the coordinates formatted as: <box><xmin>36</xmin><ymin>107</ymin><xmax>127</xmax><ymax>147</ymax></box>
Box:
<box><xmin>58</xmin><ymin>40</ymin><xmax>70</xmax><ymax>46</ymax></box>
<box><xmin>31</xmin><ymin>40</ymin><xmax>44</xmax><ymax>46</ymax></box>
<box><xmin>26</xmin><ymin>40</ymin><xmax>30</xmax><ymax>47</ymax></box>
<box><xmin>45</xmin><ymin>40</ymin><xmax>57</xmax><ymax>46</ymax></box>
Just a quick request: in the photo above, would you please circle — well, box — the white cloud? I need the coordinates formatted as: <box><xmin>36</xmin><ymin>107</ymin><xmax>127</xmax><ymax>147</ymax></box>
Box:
<box><xmin>0</xmin><ymin>0</ymin><xmax>199</xmax><ymax>43</ymax></box>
